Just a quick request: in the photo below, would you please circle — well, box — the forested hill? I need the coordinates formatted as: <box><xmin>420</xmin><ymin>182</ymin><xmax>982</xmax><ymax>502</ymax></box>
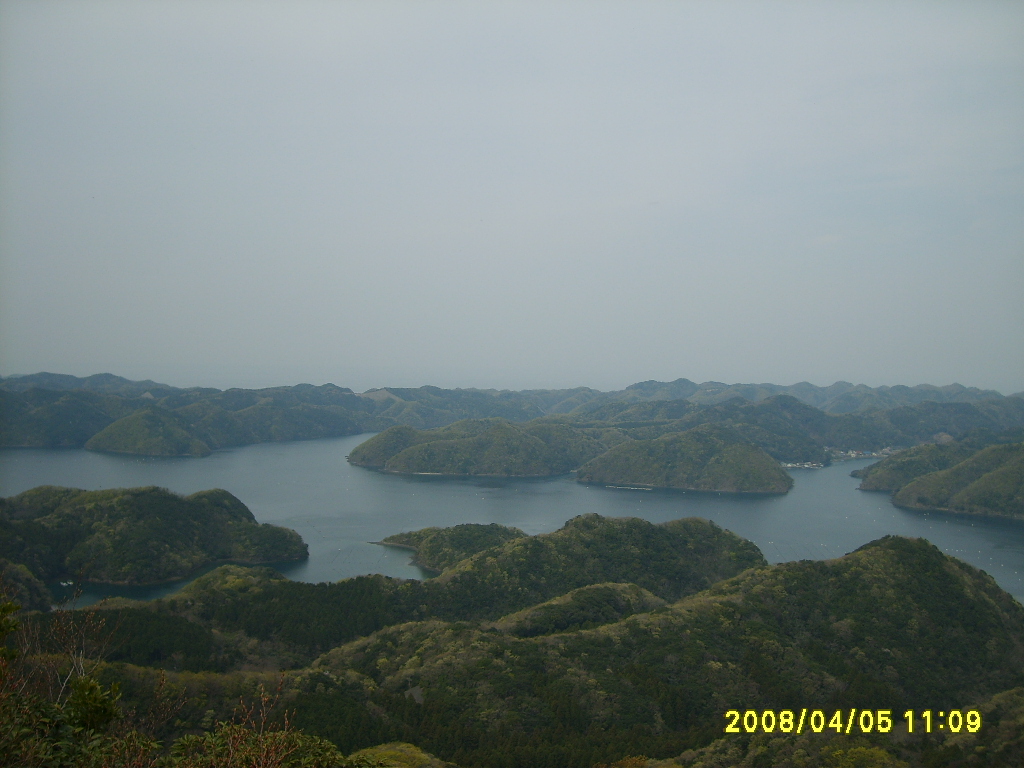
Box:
<box><xmin>299</xmin><ymin>534</ymin><xmax>1024</xmax><ymax>767</ymax></box>
<box><xmin>1</xmin><ymin>372</ymin><xmax>1019</xmax><ymax>457</ymax></box>
<box><xmin>5</xmin><ymin>515</ymin><xmax>1024</xmax><ymax>767</ymax></box>
<box><xmin>852</xmin><ymin>431</ymin><xmax>1024</xmax><ymax>518</ymax></box>
<box><xmin>0</xmin><ymin>486</ymin><xmax>307</xmax><ymax>593</ymax></box>
<box><xmin>349</xmin><ymin>399</ymin><xmax>1024</xmax><ymax>497</ymax></box>
<box><xmin>575</xmin><ymin>424</ymin><xmax>793</xmax><ymax>493</ymax></box>
<box><xmin>348</xmin><ymin>419</ymin><xmax>609</xmax><ymax>476</ymax></box>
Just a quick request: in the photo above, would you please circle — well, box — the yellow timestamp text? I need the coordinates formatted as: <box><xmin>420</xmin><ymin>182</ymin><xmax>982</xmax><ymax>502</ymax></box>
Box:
<box><xmin>723</xmin><ymin>709</ymin><xmax>982</xmax><ymax>735</ymax></box>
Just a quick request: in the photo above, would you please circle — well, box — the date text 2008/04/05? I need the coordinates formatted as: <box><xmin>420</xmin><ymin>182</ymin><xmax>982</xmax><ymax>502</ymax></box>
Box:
<box><xmin>724</xmin><ymin>709</ymin><xmax>981</xmax><ymax>735</ymax></box>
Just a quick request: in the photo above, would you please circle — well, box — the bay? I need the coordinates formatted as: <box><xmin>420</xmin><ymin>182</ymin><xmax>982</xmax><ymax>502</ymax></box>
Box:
<box><xmin>2</xmin><ymin>434</ymin><xmax>1023</xmax><ymax>606</ymax></box>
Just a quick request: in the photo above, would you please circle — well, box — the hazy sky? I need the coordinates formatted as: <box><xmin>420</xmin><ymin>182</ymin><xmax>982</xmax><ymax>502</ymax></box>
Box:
<box><xmin>1</xmin><ymin>1</ymin><xmax>1022</xmax><ymax>394</ymax></box>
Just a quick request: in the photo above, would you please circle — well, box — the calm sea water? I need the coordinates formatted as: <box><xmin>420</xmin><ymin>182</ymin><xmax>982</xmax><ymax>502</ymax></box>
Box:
<box><xmin>3</xmin><ymin>434</ymin><xmax>1023</xmax><ymax>605</ymax></box>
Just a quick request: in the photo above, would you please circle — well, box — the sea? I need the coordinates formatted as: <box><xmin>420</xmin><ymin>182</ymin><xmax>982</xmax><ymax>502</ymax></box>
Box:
<box><xmin>2</xmin><ymin>433</ymin><xmax>1023</xmax><ymax>606</ymax></box>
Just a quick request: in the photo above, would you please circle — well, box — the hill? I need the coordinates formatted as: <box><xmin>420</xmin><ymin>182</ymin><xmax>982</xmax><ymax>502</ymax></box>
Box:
<box><xmin>299</xmin><ymin>535</ymin><xmax>1024</xmax><ymax>767</ymax></box>
<box><xmin>379</xmin><ymin>523</ymin><xmax>527</xmax><ymax>572</ymax></box>
<box><xmin>82</xmin><ymin>515</ymin><xmax>764</xmax><ymax>668</ymax></box>
<box><xmin>0</xmin><ymin>485</ymin><xmax>307</xmax><ymax>586</ymax></box>
<box><xmin>852</xmin><ymin>427</ymin><xmax>1024</xmax><ymax>490</ymax></box>
<box><xmin>852</xmin><ymin>442</ymin><xmax>978</xmax><ymax>492</ymax></box>
<box><xmin>576</xmin><ymin>424</ymin><xmax>793</xmax><ymax>493</ymax></box>
<box><xmin>580</xmin><ymin>379</ymin><xmax>1008</xmax><ymax>414</ymax></box>
<box><xmin>6</xmin><ymin>513</ymin><xmax>1024</xmax><ymax>768</ymax></box>
<box><xmin>892</xmin><ymin>443</ymin><xmax>1024</xmax><ymax>519</ymax></box>
<box><xmin>349</xmin><ymin>418</ymin><xmax>608</xmax><ymax>476</ymax></box>
<box><xmin>84</xmin><ymin>407</ymin><xmax>212</xmax><ymax>456</ymax></box>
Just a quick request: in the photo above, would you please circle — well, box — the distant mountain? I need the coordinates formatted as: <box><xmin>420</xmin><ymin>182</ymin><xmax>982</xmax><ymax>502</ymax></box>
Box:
<box><xmin>584</xmin><ymin>379</ymin><xmax>1007</xmax><ymax>414</ymax></box>
<box><xmin>0</xmin><ymin>371</ymin><xmax>181</xmax><ymax>397</ymax></box>
<box><xmin>0</xmin><ymin>371</ymin><xmax>1018</xmax><ymax>462</ymax></box>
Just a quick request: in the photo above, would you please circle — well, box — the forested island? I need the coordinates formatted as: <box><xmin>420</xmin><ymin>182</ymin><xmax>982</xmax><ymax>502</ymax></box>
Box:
<box><xmin>2</xmin><ymin>513</ymin><xmax>1023</xmax><ymax>767</ymax></box>
<box><xmin>575</xmin><ymin>424</ymin><xmax>793</xmax><ymax>493</ymax></box>
<box><xmin>0</xmin><ymin>486</ymin><xmax>307</xmax><ymax>608</ymax></box>
<box><xmin>348</xmin><ymin>396</ymin><xmax>1024</xmax><ymax>495</ymax></box>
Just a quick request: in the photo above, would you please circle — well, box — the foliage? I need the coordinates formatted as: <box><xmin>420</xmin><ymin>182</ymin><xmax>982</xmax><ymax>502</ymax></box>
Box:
<box><xmin>348</xmin><ymin>741</ymin><xmax>456</xmax><ymax>767</ymax></box>
<box><xmin>1</xmin><ymin>597</ymin><xmax>383</xmax><ymax>767</ymax></box>
<box><xmin>84</xmin><ymin>408</ymin><xmax>212</xmax><ymax>457</ymax></box>
<box><xmin>300</xmin><ymin>536</ymin><xmax>1024</xmax><ymax>767</ymax></box>
<box><xmin>893</xmin><ymin>443</ymin><xmax>1024</xmax><ymax>518</ymax></box>
<box><xmin>350</xmin><ymin>418</ymin><xmax>608</xmax><ymax>476</ymax></box>
<box><xmin>576</xmin><ymin>424</ymin><xmax>793</xmax><ymax>493</ymax></box>
<box><xmin>1</xmin><ymin>557</ymin><xmax>53</xmax><ymax>611</ymax></box>
<box><xmin>380</xmin><ymin>523</ymin><xmax>527</xmax><ymax>572</ymax></box>
<box><xmin>115</xmin><ymin>515</ymin><xmax>760</xmax><ymax>664</ymax></box>
<box><xmin>488</xmin><ymin>582</ymin><xmax>665</xmax><ymax>637</ymax></box>
<box><xmin>853</xmin><ymin>443</ymin><xmax>978</xmax><ymax>492</ymax></box>
<box><xmin>0</xmin><ymin>486</ymin><xmax>307</xmax><ymax>584</ymax></box>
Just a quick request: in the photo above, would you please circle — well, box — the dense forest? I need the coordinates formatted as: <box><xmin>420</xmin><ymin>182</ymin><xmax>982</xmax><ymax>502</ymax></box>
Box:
<box><xmin>3</xmin><ymin>373</ymin><xmax>1024</xmax><ymax>766</ymax></box>
<box><xmin>574</xmin><ymin>424</ymin><xmax>792</xmax><ymax>493</ymax></box>
<box><xmin>2</xmin><ymin>510</ymin><xmax>1024</xmax><ymax>767</ymax></box>
<box><xmin>0</xmin><ymin>486</ymin><xmax>307</xmax><ymax>608</ymax></box>
<box><xmin>853</xmin><ymin>432</ymin><xmax>1024</xmax><ymax>519</ymax></box>
<box><xmin>349</xmin><ymin>397</ymin><xmax>1024</xmax><ymax>496</ymax></box>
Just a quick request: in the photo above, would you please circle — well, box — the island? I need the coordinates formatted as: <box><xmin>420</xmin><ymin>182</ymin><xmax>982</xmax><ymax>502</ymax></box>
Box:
<box><xmin>575</xmin><ymin>423</ymin><xmax>794</xmax><ymax>493</ymax></box>
<box><xmin>0</xmin><ymin>485</ymin><xmax>307</xmax><ymax>591</ymax></box>
<box><xmin>348</xmin><ymin>418</ymin><xmax>607</xmax><ymax>476</ymax></box>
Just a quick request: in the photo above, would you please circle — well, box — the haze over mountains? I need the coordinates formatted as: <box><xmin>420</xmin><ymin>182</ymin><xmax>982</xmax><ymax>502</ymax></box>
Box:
<box><xmin>0</xmin><ymin>371</ymin><xmax>1011</xmax><ymax>414</ymax></box>
<box><xmin>1</xmin><ymin>372</ymin><xmax>1018</xmax><ymax>453</ymax></box>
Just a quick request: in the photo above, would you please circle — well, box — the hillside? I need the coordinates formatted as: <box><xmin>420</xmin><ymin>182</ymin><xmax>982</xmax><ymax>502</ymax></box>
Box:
<box><xmin>84</xmin><ymin>407</ymin><xmax>212</xmax><ymax>456</ymax></box>
<box><xmin>576</xmin><ymin>424</ymin><xmax>793</xmax><ymax>493</ymax></box>
<box><xmin>892</xmin><ymin>443</ymin><xmax>1024</xmax><ymax>519</ymax></box>
<box><xmin>853</xmin><ymin>427</ymin><xmax>1024</xmax><ymax>490</ymax></box>
<box><xmin>299</xmin><ymin>535</ymin><xmax>1024</xmax><ymax>767</ymax></box>
<box><xmin>379</xmin><ymin>523</ymin><xmax>527</xmax><ymax>572</ymax></box>
<box><xmin>655</xmin><ymin>685</ymin><xmax>1024</xmax><ymax>767</ymax></box>
<box><xmin>427</xmin><ymin>514</ymin><xmax>767</xmax><ymax>619</ymax></box>
<box><xmin>5</xmin><ymin>513</ymin><xmax>1024</xmax><ymax>767</ymax></box>
<box><xmin>349</xmin><ymin>418</ymin><xmax>608</xmax><ymax>476</ymax></box>
<box><xmin>853</xmin><ymin>442</ymin><xmax>978</xmax><ymax>492</ymax></box>
<box><xmin>74</xmin><ymin>515</ymin><xmax>763</xmax><ymax>668</ymax></box>
<box><xmin>0</xmin><ymin>485</ymin><xmax>307</xmax><ymax>586</ymax></box>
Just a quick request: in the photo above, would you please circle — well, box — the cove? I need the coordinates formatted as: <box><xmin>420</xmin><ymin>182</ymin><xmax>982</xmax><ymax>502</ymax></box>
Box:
<box><xmin>2</xmin><ymin>433</ymin><xmax>1023</xmax><ymax>606</ymax></box>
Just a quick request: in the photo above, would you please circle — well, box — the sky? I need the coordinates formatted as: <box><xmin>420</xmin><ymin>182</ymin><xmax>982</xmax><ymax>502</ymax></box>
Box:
<box><xmin>1</xmin><ymin>0</ymin><xmax>1021</xmax><ymax>394</ymax></box>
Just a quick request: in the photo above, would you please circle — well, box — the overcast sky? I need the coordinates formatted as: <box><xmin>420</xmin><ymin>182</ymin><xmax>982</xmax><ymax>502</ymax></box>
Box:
<box><xmin>1</xmin><ymin>1</ymin><xmax>1021</xmax><ymax>394</ymax></box>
